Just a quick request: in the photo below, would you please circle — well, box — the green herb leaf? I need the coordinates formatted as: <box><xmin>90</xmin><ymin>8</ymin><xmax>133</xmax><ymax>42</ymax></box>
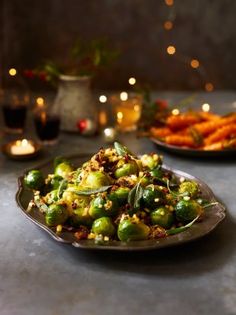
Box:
<box><xmin>128</xmin><ymin>182</ymin><xmax>144</xmax><ymax>210</ymax></box>
<box><xmin>57</xmin><ymin>179</ymin><xmax>68</xmax><ymax>199</ymax></box>
<box><xmin>71</xmin><ymin>185</ymin><xmax>112</xmax><ymax>196</ymax></box>
<box><xmin>189</xmin><ymin>127</ymin><xmax>203</xmax><ymax>146</ymax></box>
<box><xmin>114</xmin><ymin>142</ymin><xmax>133</xmax><ymax>157</ymax></box>
<box><xmin>166</xmin><ymin>215</ymin><xmax>200</xmax><ymax>235</ymax></box>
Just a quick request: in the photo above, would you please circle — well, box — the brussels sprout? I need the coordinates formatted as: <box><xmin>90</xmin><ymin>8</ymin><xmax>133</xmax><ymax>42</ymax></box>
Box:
<box><xmin>179</xmin><ymin>181</ymin><xmax>199</xmax><ymax>198</ymax></box>
<box><xmin>92</xmin><ymin>217</ymin><xmax>115</xmax><ymax>237</ymax></box>
<box><xmin>84</xmin><ymin>171</ymin><xmax>111</xmax><ymax>189</ymax></box>
<box><xmin>24</xmin><ymin>170</ymin><xmax>44</xmax><ymax>190</ymax></box>
<box><xmin>54</xmin><ymin>162</ymin><xmax>74</xmax><ymax>178</ymax></box>
<box><xmin>175</xmin><ymin>200</ymin><xmax>203</xmax><ymax>223</ymax></box>
<box><xmin>150</xmin><ymin>207</ymin><xmax>174</xmax><ymax>229</ymax></box>
<box><xmin>150</xmin><ymin>167</ymin><xmax>163</xmax><ymax>178</ymax></box>
<box><xmin>89</xmin><ymin>194</ymin><xmax>119</xmax><ymax>219</ymax></box>
<box><xmin>114</xmin><ymin>160</ymin><xmax>139</xmax><ymax>178</ymax></box>
<box><xmin>50</xmin><ymin>175</ymin><xmax>63</xmax><ymax>190</ymax></box>
<box><xmin>70</xmin><ymin>207</ymin><xmax>93</xmax><ymax>227</ymax></box>
<box><xmin>111</xmin><ymin>187</ymin><xmax>130</xmax><ymax>205</ymax></box>
<box><xmin>45</xmin><ymin>204</ymin><xmax>68</xmax><ymax>226</ymax></box>
<box><xmin>141</xmin><ymin>154</ymin><xmax>161</xmax><ymax>170</ymax></box>
<box><xmin>54</xmin><ymin>156</ymin><xmax>71</xmax><ymax>169</ymax></box>
<box><xmin>118</xmin><ymin>219</ymin><xmax>150</xmax><ymax>241</ymax></box>
<box><xmin>142</xmin><ymin>186</ymin><xmax>164</xmax><ymax>209</ymax></box>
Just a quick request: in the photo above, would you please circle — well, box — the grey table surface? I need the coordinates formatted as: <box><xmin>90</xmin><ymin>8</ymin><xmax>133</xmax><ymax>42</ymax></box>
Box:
<box><xmin>0</xmin><ymin>91</ymin><xmax>236</xmax><ymax>315</ymax></box>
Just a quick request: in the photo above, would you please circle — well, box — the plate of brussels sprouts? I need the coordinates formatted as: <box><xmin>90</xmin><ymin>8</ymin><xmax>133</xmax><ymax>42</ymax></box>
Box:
<box><xmin>16</xmin><ymin>142</ymin><xmax>226</xmax><ymax>251</ymax></box>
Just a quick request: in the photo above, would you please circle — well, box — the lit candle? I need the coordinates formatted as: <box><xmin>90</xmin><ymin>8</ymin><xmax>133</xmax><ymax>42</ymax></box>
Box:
<box><xmin>10</xmin><ymin>139</ymin><xmax>35</xmax><ymax>155</ymax></box>
<box><xmin>111</xmin><ymin>93</ymin><xmax>142</xmax><ymax>132</ymax></box>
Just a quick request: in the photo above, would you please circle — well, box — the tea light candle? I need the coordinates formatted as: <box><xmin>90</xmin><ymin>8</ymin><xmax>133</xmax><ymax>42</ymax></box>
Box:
<box><xmin>10</xmin><ymin>139</ymin><xmax>35</xmax><ymax>155</ymax></box>
<box><xmin>110</xmin><ymin>93</ymin><xmax>142</xmax><ymax>132</ymax></box>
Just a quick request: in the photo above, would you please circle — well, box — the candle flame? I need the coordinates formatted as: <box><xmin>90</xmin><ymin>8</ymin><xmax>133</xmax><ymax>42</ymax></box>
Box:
<box><xmin>117</xmin><ymin>111</ymin><xmax>123</xmax><ymax>123</ymax></box>
<box><xmin>41</xmin><ymin>111</ymin><xmax>47</xmax><ymax>124</ymax></box>
<box><xmin>21</xmin><ymin>139</ymin><xmax>29</xmax><ymax>146</ymax></box>
<box><xmin>36</xmin><ymin>97</ymin><xmax>44</xmax><ymax>108</ymax></box>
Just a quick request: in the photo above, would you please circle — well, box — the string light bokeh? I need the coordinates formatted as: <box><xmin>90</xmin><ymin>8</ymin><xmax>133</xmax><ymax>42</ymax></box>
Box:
<box><xmin>163</xmin><ymin>0</ymin><xmax>214</xmax><ymax>92</ymax></box>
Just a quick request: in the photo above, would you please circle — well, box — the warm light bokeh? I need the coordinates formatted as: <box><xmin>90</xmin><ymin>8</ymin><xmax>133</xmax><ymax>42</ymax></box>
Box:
<box><xmin>128</xmin><ymin>77</ymin><xmax>136</xmax><ymax>85</ymax></box>
<box><xmin>120</xmin><ymin>92</ymin><xmax>128</xmax><ymax>101</ymax></box>
<box><xmin>165</xmin><ymin>0</ymin><xmax>174</xmax><ymax>6</ymax></box>
<box><xmin>164</xmin><ymin>21</ymin><xmax>173</xmax><ymax>30</ymax></box>
<box><xmin>99</xmin><ymin>95</ymin><xmax>107</xmax><ymax>103</ymax></box>
<box><xmin>205</xmin><ymin>82</ymin><xmax>214</xmax><ymax>92</ymax></box>
<box><xmin>167</xmin><ymin>45</ymin><xmax>176</xmax><ymax>55</ymax></box>
<box><xmin>190</xmin><ymin>59</ymin><xmax>200</xmax><ymax>69</ymax></box>
<box><xmin>172</xmin><ymin>108</ymin><xmax>180</xmax><ymax>115</ymax></box>
<box><xmin>202</xmin><ymin>103</ymin><xmax>210</xmax><ymax>112</ymax></box>
<box><xmin>9</xmin><ymin>68</ymin><xmax>17</xmax><ymax>76</ymax></box>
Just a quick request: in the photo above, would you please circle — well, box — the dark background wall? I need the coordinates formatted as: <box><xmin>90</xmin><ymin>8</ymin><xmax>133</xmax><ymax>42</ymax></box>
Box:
<box><xmin>1</xmin><ymin>0</ymin><xmax>236</xmax><ymax>90</ymax></box>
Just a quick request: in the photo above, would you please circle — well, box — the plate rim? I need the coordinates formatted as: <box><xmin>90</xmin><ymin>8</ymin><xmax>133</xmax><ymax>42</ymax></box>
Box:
<box><xmin>150</xmin><ymin>137</ymin><xmax>236</xmax><ymax>157</ymax></box>
<box><xmin>16</xmin><ymin>154</ymin><xmax>226</xmax><ymax>251</ymax></box>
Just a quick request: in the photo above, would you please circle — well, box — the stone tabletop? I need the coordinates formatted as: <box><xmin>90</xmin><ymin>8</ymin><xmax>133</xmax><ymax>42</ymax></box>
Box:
<box><xmin>0</xmin><ymin>91</ymin><xmax>236</xmax><ymax>315</ymax></box>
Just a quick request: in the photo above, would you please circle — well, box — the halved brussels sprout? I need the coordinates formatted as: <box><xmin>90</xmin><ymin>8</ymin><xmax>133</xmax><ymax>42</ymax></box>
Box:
<box><xmin>114</xmin><ymin>160</ymin><xmax>139</xmax><ymax>178</ymax></box>
<box><xmin>117</xmin><ymin>219</ymin><xmax>150</xmax><ymax>241</ymax></box>
<box><xmin>178</xmin><ymin>181</ymin><xmax>199</xmax><ymax>198</ymax></box>
<box><xmin>45</xmin><ymin>204</ymin><xmax>68</xmax><ymax>226</ymax></box>
<box><xmin>84</xmin><ymin>171</ymin><xmax>111</xmax><ymax>189</ymax></box>
<box><xmin>111</xmin><ymin>187</ymin><xmax>130</xmax><ymax>205</ymax></box>
<box><xmin>150</xmin><ymin>206</ymin><xmax>174</xmax><ymax>229</ymax></box>
<box><xmin>50</xmin><ymin>175</ymin><xmax>63</xmax><ymax>190</ymax></box>
<box><xmin>70</xmin><ymin>207</ymin><xmax>93</xmax><ymax>227</ymax></box>
<box><xmin>142</xmin><ymin>186</ymin><xmax>164</xmax><ymax>209</ymax></box>
<box><xmin>54</xmin><ymin>162</ymin><xmax>74</xmax><ymax>178</ymax></box>
<box><xmin>140</xmin><ymin>154</ymin><xmax>161</xmax><ymax>170</ymax></box>
<box><xmin>24</xmin><ymin>170</ymin><xmax>44</xmax><ymax>190</ymax></box>
<box><xmin>92</xmin><ymin>217</ymin><xmax>115</xmax><ymax>237</ymax></box>
<box><xmin>89</xmin><ymin>194</ymin><xmax>119</xmax><ymax>219</ymax></box>
<box><xmin>150</xmin><ymin>167</ymin><xmax>163</xmax><ymax>178</ymax></box>
<box><xmin>175</xmin><ymin>199</ymin><xmax>203</xmax><ymax>223</ymax></box>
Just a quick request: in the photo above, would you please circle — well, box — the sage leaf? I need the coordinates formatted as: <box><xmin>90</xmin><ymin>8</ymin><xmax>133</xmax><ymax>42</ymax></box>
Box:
<box><xmin>189</xmin><ymin>127</ymin><xmax>203</xmax><ymax>146</ymax></box>
<box><xmin>71</xmin><ymin>185</ymin><xmax>112</xmax><ymax>196</ymax></box>
<box><xmin>128</xmin><ymin>182</ymin><xmax>144</xmax><ymax>210</ymax></box>
<box><xmin>167</xmin><ymin>215</ymin><xmax>200</xmax><ymax>235</ymax></box>
<box><xmin>57</xmin><ymin>179</ymin><xmax>68</xmax><ymax>199</ymax></box>
<box><xmin>114</xmin><ymin>142</ymin><xmax>133</xmax><ymax>157</ymax></box>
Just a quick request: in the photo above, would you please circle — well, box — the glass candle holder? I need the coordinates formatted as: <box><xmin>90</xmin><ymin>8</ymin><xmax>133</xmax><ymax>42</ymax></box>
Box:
<box><xmin>110</xmin><ymin>92</ymin><xmax>142</xmax><ymax>132</ymax></box>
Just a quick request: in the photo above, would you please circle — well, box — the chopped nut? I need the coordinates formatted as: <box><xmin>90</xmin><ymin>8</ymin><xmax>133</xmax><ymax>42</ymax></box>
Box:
<box><xmin>56</xmin><ymin>225</ymin><xmax>62</xmax><ymax>233</ymax></box>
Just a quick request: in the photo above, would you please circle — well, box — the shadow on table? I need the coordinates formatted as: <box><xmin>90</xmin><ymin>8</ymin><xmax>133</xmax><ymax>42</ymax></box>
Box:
<box><xmin>60</xmin><ymin>213</ymin><xmax>236</xmax><ymax>278</ymax></box>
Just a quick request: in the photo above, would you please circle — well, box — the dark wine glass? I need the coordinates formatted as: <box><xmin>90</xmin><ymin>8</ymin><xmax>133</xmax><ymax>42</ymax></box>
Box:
<box><xmin>34</xmin><ymin>111</ymin><xmax>60</xmax><ymax>145</ymax></box>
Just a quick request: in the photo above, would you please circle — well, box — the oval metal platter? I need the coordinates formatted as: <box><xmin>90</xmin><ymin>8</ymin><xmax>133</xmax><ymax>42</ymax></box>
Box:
<box><xmin>151</xmin><ymin>137</ymin><xmax>236</xmax><ymax>158</ymax></box>
<box><xmin>16</xmin><ymin>154</ymin><xmax>226</xmax><ymax>251</ymax></box>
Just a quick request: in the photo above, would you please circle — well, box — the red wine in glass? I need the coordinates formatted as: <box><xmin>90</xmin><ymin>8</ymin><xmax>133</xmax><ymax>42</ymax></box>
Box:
<box><xmin>34</xmin><ymin>113</ymin><xmax>60</xmax><ymax>144</ymax></box>
<box><xmin>2</xmin><ymin>104</ymin><xmax>27</xmax><ymax>133</ymax></box>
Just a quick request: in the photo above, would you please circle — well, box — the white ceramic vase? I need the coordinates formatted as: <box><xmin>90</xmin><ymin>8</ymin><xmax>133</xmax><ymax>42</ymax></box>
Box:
<box><xmin>52</xmin><ymin>75</ymin><xmax>97</xmax><ymax>132</ymax></box>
